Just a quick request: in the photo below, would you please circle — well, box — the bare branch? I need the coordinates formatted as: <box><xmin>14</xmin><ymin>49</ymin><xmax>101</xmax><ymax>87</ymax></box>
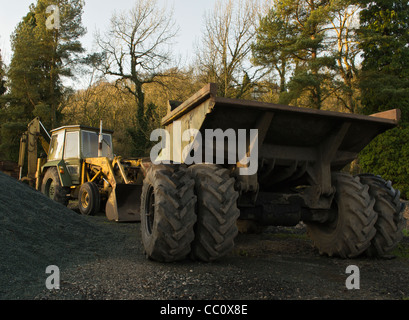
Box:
<box><xmin>95</xmin><ymin>0</ymin><xmax>178</xmax><ymax>98</ymax></box>
<box><xmin>195</xmin><ymin>0</ymin><xmax>261</xmax><ymax>98</ymax></box>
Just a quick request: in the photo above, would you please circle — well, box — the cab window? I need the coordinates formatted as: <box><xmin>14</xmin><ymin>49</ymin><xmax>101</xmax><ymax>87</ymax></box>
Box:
<box><xmin>64</xmin><ymin>131</ymin><xmax>80</xmax><ymax>159</ymax></box>
<box><xmin>81</xmin><ymin>131</ymin><xmax>113</xmax><ymax>159</ymax></box>
<box><xmin>48</xmin><ymin>131</ymin><xmax>65</xmax><ymax>161</ymax></box>
<box><xmin>101</xmin><ymin>134</ymin><xmax>113</xmax><ymax>158</ymax></box>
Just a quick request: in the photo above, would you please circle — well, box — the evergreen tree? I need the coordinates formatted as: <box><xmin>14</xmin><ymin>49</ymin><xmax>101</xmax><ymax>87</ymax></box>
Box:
<box><xmin>251</xmin><ymin>4</ymin><xmax>297</xmax><ymax>103</ymax></box>
<box><xmin>7</xmin><ymin>0</ymin><xmax>86</xmax><ymax>129</ymax></box>
<box><xmin>0</xmin><ymin>50</ymin><xmax>9</xmax><ymax>160</ymax></box>
<box><xmin>357</xmin><ymin>0</ymin><xmax>409</xmax><ymax>121</ymax></box>
<box><xmin>356</xmin><ymin>0</ymin><xmax>409</xmax><ymax>200</ymax></box>
<box><xmin>253</xmin><ymin>0</ymin><xmax>337</xmax><ymax>109</ymax></box>
<box><xmin>283</xmin><ymin>0</ymin><xmax>338</xmax><ymax>109</ymax></box>
<box><xmin>0</xmin><ymin>50</ymin><xmax>6</xmax><ymax>97</ymax></box>
<box><xmin>359</xmin><ymin>124</ymin><xmax>409</xmax><ymax>199</ymax></box>
<box><xmin>0</xmin><ymin>0</ymin><xmax>85</xmax><ymax>161</ymax></box>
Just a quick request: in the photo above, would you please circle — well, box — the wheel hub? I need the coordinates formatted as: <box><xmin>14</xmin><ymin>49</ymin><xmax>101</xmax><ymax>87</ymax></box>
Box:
<box><xmin>81</xmin><ymin>191</ymin><xmax>90</xmax><ymax>209</ymax></box>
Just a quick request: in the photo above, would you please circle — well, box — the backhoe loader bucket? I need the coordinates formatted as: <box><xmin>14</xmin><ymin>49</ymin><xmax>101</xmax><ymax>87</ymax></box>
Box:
<box><xmin>105</xmin><ymin>184</ymin><xmax>142</xmax><ymax>222</ymax></box>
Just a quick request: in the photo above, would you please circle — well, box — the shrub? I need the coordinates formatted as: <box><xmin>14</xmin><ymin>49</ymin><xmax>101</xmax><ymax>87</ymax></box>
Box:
<box><xmin>358</xmin><ymin>122</ymin><xmax>409</xmax><ymax>200</ymax></box>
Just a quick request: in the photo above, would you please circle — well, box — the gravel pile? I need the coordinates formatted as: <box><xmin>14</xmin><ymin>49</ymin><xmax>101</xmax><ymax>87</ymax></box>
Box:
<box><xmin>0</xmin><ymin>172</ymin><xmax>127</xmax><ymax>299</ymax></box>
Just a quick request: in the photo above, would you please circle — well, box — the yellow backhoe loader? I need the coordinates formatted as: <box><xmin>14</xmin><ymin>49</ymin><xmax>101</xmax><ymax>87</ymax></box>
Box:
<box><xmin>18</xmin><ymin>118</ymin><xmax>145</xmax><ymax>222</ymax></box>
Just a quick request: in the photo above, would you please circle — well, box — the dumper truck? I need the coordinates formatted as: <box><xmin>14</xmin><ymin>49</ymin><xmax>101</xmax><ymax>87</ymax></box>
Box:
<box><xmin>139</xmin><ymin>83</ymin><xmax>405</xmax><ymax>262</ymax></box>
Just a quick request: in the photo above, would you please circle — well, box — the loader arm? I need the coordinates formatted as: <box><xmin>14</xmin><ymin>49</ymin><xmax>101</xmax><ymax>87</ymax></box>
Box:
<box><xmin>82</xmin><ymin>156</ymin><xmax>142</xmax><ymax>222</ymax></box>
<box><xmin>18</xmin><ymin>117</ymin><xmax>50</xmax><ymax>186</ymax></box>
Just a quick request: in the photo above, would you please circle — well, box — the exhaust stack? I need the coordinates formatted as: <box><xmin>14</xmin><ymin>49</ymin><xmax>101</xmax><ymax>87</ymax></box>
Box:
<box><xmin>98</xmin><ymin>120</ymin><xmax>103</xmax><ymax>157</ymax></box>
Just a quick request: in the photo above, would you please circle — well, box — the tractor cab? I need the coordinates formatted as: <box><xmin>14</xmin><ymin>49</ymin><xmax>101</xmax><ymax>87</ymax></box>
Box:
<box><xmin>44</xmin><ymin>125</ymin><xmax>114</xmax><ymax>186</ymax></box>
<box><xmin>48</xmin><ymin>125</ymin><xmax>114</xmax><ymax>161</ymax></box>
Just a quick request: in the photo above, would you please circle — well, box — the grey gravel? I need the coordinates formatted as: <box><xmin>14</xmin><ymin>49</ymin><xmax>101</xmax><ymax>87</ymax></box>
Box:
<box><xmin>1</xmin><ymin>172</ymin><xmax>409</xmax><ymax>300</ymax></box>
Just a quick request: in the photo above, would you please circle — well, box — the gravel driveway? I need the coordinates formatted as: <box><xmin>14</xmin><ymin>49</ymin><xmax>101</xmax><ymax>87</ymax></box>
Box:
<box><xmin>31</xmin><ymin>217</ymin><xmax>409</xmax><ymax>301</ymax></box>
<box><xmin>1</xmin><ymin>172</ymin><xmax>408</xmax><ymax>301</ymax></box>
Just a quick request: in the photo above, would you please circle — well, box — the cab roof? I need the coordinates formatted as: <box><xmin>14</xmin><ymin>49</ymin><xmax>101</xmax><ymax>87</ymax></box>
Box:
<box><xmin>50</xmin><ymin>124</ymin><xmax>114</xmax><ymax>134</ymax></box>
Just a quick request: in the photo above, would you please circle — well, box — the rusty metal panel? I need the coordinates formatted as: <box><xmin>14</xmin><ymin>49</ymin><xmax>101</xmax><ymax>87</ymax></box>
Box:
<box><xmin>158</xmin><ymin>98</ymin><xmax>216</xmax><ymax>163</ymax></box>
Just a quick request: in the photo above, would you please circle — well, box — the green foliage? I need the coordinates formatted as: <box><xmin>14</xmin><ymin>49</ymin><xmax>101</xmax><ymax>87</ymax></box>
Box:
<box><xmin>359</xmin><ymin>71</ymin><xmax>409</xmax><ymax>121</ymax></box>
<box><xmin>0</xmin><ymin>51</ymin><xmax>6</xmax><ymax>97</ymax></box>
<box><xmin>359</xmin><ymin>123</ymin><xmax>409</xmax><ymax>199</ymax></box>
<box><xmin>0</xmin><ymin>122</ymin><xmax>27</xmax><ymax>162</ymax></box>
<box><xmin>126</xmin><ymin>102</ymin><xmax>161</xmax><ymax>157</ymax></box>
<box><xmin>7</xmin><ymin>0</ymin><xmax>86</xmax><ymax>129</ymax></box>
<box><xmin>251</xmin><ymin>6</ymin><xmax>296</xmax><ymax>100</ymax></box>
<box><xmin>358</xmin><ymin>0</ymin><xmax>409</xmax><ymax>121</ymax></box>
<box><xmin>252</xmin><ymin>0</ymin><xmax>340</xmax><ymax>109</ymax></box>
<box><xmin>282</xmin><ymin>0</ymin><xmax>334</xmax><ymax>109</ymax></box>
<box><xmin>355</xmin><ymin>1</ymin><xmax>409</xmax><ymax>199</ymax></box>
<box><xmin>391</xmin><ymin>242</ymin><xmax>409</xmax><ymax>259</ymax></box>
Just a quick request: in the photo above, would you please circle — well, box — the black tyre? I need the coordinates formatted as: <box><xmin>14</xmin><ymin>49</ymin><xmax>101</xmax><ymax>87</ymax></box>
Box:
<box><xmin>358</xmin><ymin>174</ymin><xmax>405</xmax><ymax>257</ymax></box>
<box><xmin>78</xmin><ymin>182</ymin><xmax>100</xmax><ymax>216</ymax></box>
<box><xmin>306</xmin><ymin>172</ymin><xmax>377</xmax><ymax>258</ymax></box>
<box><xmin>140</xmin><ymin>164</ymin><xmax>197</xmax><ymax>262</ymax></box>
<box><xmin>41</xmin><ymin>167</ymin><xmax>70</xmax><ymax>206</ymax></box>
<box><xmin>188</xmin><ymin>164</ymin><xmax>240</xmax><ymax>262</ymax></box>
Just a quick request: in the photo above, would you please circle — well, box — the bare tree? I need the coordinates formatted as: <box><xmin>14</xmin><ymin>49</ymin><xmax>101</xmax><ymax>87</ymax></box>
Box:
<box><xmin>95</xmin><ymin>0</ymin><xmax>178</xmax><ymax>124</ymax></box>
<box><xmin>195</xmin><ymin>0</ymin><xmax>261</xmax><ymax>98</ymax></box>
<box><xmin>94</xmin><ymin>0</ymin><xmax>178</xmax><ymax>155</ymax></box>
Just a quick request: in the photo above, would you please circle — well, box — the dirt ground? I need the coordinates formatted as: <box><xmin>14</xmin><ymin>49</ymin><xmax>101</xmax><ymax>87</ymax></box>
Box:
<box><xmin>1</xmin><ymin>172</ymin><xmax>409</xmax><ymax>301</ymax></box>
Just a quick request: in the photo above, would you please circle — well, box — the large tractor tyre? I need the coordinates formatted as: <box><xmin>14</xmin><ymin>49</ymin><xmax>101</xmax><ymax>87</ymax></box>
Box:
<box><xmin>78</xmin><ymin>182</ymin><xmax>100</xmax><ymax>216</ymax></box>
<box><xmin>140</xmin><ymin>164</ymin><xmax>197</xmax><ymax>262</ymax></box>
<box><xmin>306</xmin><ymin>172</ymin><xmax>377</xmax><ymax>258</ymax></box>
<box><xmin>357</xmin><ymin>174</ymin><xmax>405</xmax><ymax>257</ymax></box>
<box><xmin>188</xmin><ymin>164</ymin><xmax>240</xmax><ymax>262</ymax></box>
<box><xmin>41</xmin><ymin>167</ymin><xmax>70</xmax><ymax>206</ymax></box>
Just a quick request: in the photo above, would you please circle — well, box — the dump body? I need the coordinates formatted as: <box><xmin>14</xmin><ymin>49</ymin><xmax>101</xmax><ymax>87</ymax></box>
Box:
<box><xmin>160</xmin><ymin>83</ymin><xmax>399</xmax><ymax>196</ymax></box>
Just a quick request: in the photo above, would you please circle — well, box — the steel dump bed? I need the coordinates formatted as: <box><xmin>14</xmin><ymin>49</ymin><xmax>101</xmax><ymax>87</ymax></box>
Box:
<box><xmin>162</xmin><ymin>83</ymin><xmax>400</xmax><ymax>175</ymax></box>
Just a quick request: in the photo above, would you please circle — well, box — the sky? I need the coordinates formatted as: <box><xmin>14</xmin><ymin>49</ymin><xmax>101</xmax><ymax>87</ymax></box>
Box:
<box><xmin>0</xmin><ymin>0</ymin><xmax>218</xmax><ymax>65</ymax></box>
